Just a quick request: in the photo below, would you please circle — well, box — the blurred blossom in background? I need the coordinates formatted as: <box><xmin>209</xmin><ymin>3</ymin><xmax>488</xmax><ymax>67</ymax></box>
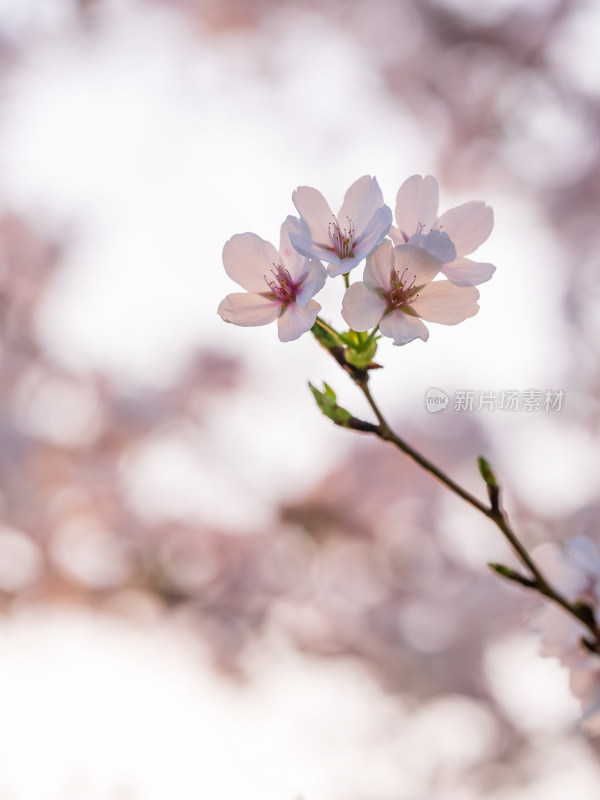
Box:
<box><xmin>2</xmin><ymin>0</ymin><xmax>600</xmax><ymax>797</ymax></box>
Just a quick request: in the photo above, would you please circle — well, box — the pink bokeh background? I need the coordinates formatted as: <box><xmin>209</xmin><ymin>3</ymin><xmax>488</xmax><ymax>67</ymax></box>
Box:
<box><xmin>1</xmin><ymin>0</ymin><xmax>600</xmax><ymax>797</ymax></box>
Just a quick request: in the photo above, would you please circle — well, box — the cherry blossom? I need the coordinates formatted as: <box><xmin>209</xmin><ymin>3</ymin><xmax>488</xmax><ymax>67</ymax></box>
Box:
<box><xmin>286</xmin><ymin>175</ymin><xmax>392</xmax><ymax>278</ymax></box>
<box><xmin>534</xmin><ymin>536</ymin><xmax>600</xmax><ymax>734</ymax></box>
<box><xmin>388</xmin><ymin>175</ymin><xmax>495</xmax><ymax>286</ymax></box>
<box><xmin>218</xmin><ymin>222</ymin><xmax>327</xmax><ymax>342</ymax></box>
<box><xmin>341</xmin><ymin>240</ymin><xmax>479</xmax><ymax>345</ymax></box>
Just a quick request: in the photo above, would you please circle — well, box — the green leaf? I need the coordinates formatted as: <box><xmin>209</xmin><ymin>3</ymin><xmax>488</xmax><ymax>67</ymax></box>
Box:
<box><xmin>488</xmin><ymin>562</ymin><xmax>535</xmax><ymax>587</ymax></box>
<box><xmin>309</xmin><ymin>382</ymin><xmax>353</xmax><ymax>427</ymax></box>
<box><xmin>477</xmin><ymin>455</ymin><xmax>498</xmax><ymax>489</ymax></box>
<box><xmin>323</xmin><ymin>382</ymin><xmax>336</xmax><ymax>401</ymax></box>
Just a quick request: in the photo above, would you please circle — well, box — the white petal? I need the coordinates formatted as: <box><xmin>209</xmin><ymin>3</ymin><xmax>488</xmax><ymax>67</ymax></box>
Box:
<box><xmin>222</xmin><ymin>233</ymin><xmax>279</xmax><ymax>292</ymax></box>
<box><xmin>394</xmin><ymin>175</ymin><xmax>439</xmax><ymax>239</ymax></box>
<box><xmin>387</xmin><ymin>224</ymin><xmax>406</xmax><ymax>246</ymax></box>
<box><xmin>277</xmin><ymin>299</ymin><xmax>320</xmax><ymax>342</ymax></box>
<box><xmin>411</xmin><ymin>282</ymin><xmax>479</xmax><ymax>324</ymax></box>
<box><xmin>279</xmin><ymin>218</ymin><xmax>297</xmax><ymax>261</ymax></box>
<box><xmin>435</xmin><ymin>202</ymin><xmax>493</xmax><ymax>257</ymax></box>
<box><xmin>217</xmin><ymin>293</ymin><xmax>281</xmax><ymax>327</ymax></box>
<box><xmin>339</xmin><ymin>175</ymin><xmax>385</xmax><ymax>234</ymax></box>
<box><xmin>380</xmin><ymin>310</ymin><xmax>429</xmax><ymax>345</ymax></box>
<box><xmin>441</xmin><ymin>257</ymin><xmax>496</xmax><ymax>286</ymax></box>
<box><xmin>363</xmin><ymin>239</ymin><xmax>394</xmax><ymax>292</ymax></box>
<box><xmin>296</xmin><ymin>259</ymin><xmax>328</xmax><ymax>305</ymax></box>
<box><xmin>280</xmin><ymin>218</ymin><xmax>312</xmax><ymax>281</ymax></box>
<box><xmin>352</xmin><ymin>205</ymin><xmax>393</xmax><ymax>261</ymax></box>
<box><xmin>327</xmin><ymin>255</ymin><xmax>360</xmax><ymax>278</ymax></box>
<box><xmin>292</xmin><ymin>186</ymin><xmax>334</xmax><ymax>242</ymax></box>
<box><xmin>287</xmin><ymin>214</ymin><xmax>341</xmax><ymax>266</ymax></box>
<box><xmin>410</xmin><ymin>230</ymin><xmax>456</xmax><ymax>263</ymax></box>
<box><xmin>392</xmin><ymin>244</ymin><xmax>442</xmax><ymax>287</ymax></box>
<box><xmin>341</xmin><ymin>282</ymin><xmax>387</xmax><ymax>331</ymax></box>
<box><xmin>288</xmin><ymin>229</ymin><xmax>340</xmax><ymax>265</ymax></box>
<box><xmin>280</xmin><ymin>220</ymin><xmax>327</xmax><ymax>296</ymax></box>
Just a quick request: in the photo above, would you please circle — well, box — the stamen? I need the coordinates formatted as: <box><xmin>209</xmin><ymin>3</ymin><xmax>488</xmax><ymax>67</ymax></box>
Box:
<box><xmin>327</xmin><ymin>215</ymin><xmax>356</xmax><ymax>259</ymax></box>
<box><xmin>385</xmin><ymin>269</ymin><xmax>419</xmax><ymax>310</ymax></box>
<box><xmin>263</xmin><ymin>263</ymin><xmax>298</xmax><ymax>304</ymax></box>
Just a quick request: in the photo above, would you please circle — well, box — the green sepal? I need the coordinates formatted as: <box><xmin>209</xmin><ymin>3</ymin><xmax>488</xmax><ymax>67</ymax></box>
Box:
<box><xmin>338</xmin><ymin>330</ymin><xmax>379</xmax><ymax>370</ymax></box>
<box><xmin>311</xmin><ymin>322</ymin><xmax>344</xmax><ymax>352</ymax></box>
<box><xmin>338</xmin><ymin>330</ymin><xmax>377</xmax><ymax>347</ymax></box>
<box><xmin>345</xmin><ymin>339</ymin><xmax>378</xmax><ymax>369</ymax></box>
<box><xmin>338</xmin><ymin>330</ymin><xmax>361</xmax><ymax>347</ymax></box>
<box><xmin>309</xmin><ymin>382</ymin><xmax>353</xmax><ymax>427</ymax></box>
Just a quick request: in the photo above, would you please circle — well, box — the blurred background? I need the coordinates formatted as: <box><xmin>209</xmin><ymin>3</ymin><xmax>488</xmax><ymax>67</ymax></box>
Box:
<box><xmin>1</xmin><ymin>0</ymin><xmax>600</xmax><ymax>797</ymax></box>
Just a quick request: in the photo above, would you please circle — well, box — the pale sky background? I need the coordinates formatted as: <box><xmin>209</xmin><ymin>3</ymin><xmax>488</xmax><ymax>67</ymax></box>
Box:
<box><xmin>1</xmin><ymin>0</ymin><xmax>600</xmax><ymax>798</ymax></box>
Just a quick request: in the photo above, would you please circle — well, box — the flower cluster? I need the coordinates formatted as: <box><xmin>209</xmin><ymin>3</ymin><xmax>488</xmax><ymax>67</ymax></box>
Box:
<box><xmin>534</xmin><ymin>537</ymin><xmax>600</xmax><ymax>733</ymax></box>
<box><xmin>218</xmin><ymin>175</ymin><xmax>495</xmax><ymax>344</ymax></box>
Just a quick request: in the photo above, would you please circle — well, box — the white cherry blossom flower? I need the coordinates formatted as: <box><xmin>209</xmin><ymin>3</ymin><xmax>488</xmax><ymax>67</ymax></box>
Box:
<box><xmin>534</xmin><ymin>536</ymin><xmax>600</xmax><ymax>734</ymax></box>
<box><xmin>217</xmin><ymin>222</ymin><xmax>327</xmax><ymax>342</ymax></box>
<box><xmin>388</xmin><ymin>174</ymin><xmax>495</xmax><ymax>286</ymax></box>
<box><xmin>341</xmin><ymin>240</ymin><xmax>479</xmax><ymax>346</ymax></box>
<box><xmin>287</xmin><ymin>175</ymin><xmax>392</xmax><ymax>278</ymax></box>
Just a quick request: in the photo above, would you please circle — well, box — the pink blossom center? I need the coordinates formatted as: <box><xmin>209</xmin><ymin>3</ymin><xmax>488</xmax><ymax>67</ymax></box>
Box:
<box><xmin>382</xmin><ymin>268</ymin><xmax>419</xmax><ymax>311</ymax></box>
<box><xmin>264</xmin><ymin>264</ymin><xmax>300</xmax><ymax>306</ymax></box>
<box><xmin>327</xmin><ymin>216</ymin><xmax>355</xmax><ymax>259</ymax></box>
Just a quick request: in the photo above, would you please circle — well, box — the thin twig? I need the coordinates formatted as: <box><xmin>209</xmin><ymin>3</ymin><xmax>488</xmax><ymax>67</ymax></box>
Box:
<box><xmin>314</xmin><ymin>332</ymin><xmax>600</xmax><ymax>646</ymax></box>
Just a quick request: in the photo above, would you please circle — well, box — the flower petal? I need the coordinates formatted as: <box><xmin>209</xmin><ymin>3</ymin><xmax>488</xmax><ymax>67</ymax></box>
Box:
<box><xmin>277</xmin><ymin>299</ymin><xmax>320</xmax><ymax>342</ymax></box>
<box><xmin>327</xmin><ymin>255</ymin><xmax>363</xmax><ymax>278</ymax></box>
<box><xmin>286</xmin><ymin>217</ymin><xmax>338</xmax><ymax>264</ymax></box>
<box><xmin>380</xmin><ymin>309</ymin><xmax>429</xmax><ymax>345</ymax></box>
<box><xmin>217</xmin><ymin>293</ymin><xmax>281</xmax><ymax>327</ymax></box>
<box><xmin>392</xmin><ymin>244</ymin><xmax>442</xmax><ymax>287</ymax></box>
<box><xmin>394</xmin><ymin>175</ymin><xmax>439</xmax><ymax>239</ymax></box>
<box><xmin>222</xmin><ymin>233</ymin><xmax>280</xmax><ymax>292</ymax></box>
<box><xmin>280</xmin><ymin>220</ymin><xmax>328</xmax><ymax>299</ymax></box>
<box><xmin>411</xmin><ymin>282</ymin><xmax>479</xmax><ymax>324</ymax></box>
<box><xmin>341</xmin><ymin>282</ymin><xmax>387</xmax><ymax>330</ymax></box>
<box><xmin>363</xmin><ymin>238</ymin><xmax>394</xmax><ymax>292</ymax></box>
<box><xmin>435</xmin><ymin>201</ymin><xmax>493</xmax><ymax>257</ymax></box>
<box><xmin>441</xmin><ymin>257</ymin><xmax>496</xmax><ymax>286</ymax></box>
<box><xmin>408</xmin><ymin>230</ymin><xmax>456</xmax><ymax>263</ymax></box>
<box><xmin>387</xmin><ymin>224</ymin><xmax>406</xmax><ymax>246</ymax></box>
<box><xmin>292</xmin><ymin>186</ymin><xmax>334</xmax><ymax>243</ymax></box>
<box><xmin>352</xmin><ymin>205</ymin><xmax>393</xmax><ymax>262</ymax></box>
<box><xmin>279</xmin><ymin>218</ymin><xmax>312</xmax><ymax>281</ymax></box>
<box><xmin>295</xmin><ymin>258</ymin><xmax>328</xmax><ymax>306</ymax></box>
<box><xmin>338</xmin><ymin>175</ymin><xmax>385</xmax><ymax>234</ymax></box>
